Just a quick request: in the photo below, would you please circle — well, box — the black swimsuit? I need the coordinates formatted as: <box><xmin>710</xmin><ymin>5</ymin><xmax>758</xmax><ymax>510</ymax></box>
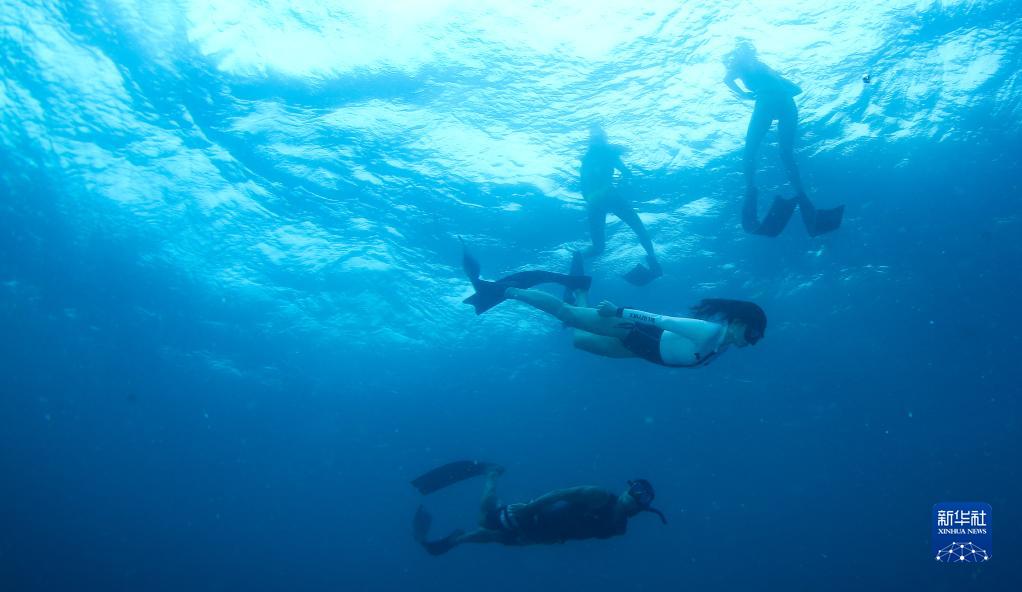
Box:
<box><xmin>488</xmin><ymin>495</ymin><xmax>627</xmax><ymax>544</ymax></box>
<box><xmin>621</xmin><ymin>324</ymin><xmax>723</xmax><ymax>367</ymax></box>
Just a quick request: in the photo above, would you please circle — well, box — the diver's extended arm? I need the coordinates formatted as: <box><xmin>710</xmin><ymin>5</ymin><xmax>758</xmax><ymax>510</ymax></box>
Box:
<box><xmin>519</xmin><ymin>487</ymin><xmax>611</xmax><ymax>516</ymax></box>
<box><xmin>598</xmin><ymin>301</ymin><xmax>723</xmax><ymax>342</ymax></box>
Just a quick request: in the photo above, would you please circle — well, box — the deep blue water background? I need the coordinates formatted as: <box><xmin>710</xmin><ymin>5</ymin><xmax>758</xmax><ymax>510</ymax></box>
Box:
<box><xmin>2</xmin><ymin>1</ymin><xmax>1021</xmax><ymax>590</ymax></box>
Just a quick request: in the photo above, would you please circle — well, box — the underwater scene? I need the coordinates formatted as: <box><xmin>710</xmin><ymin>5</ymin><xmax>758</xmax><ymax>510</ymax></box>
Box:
<box><xmin>1</xmin><ymin>1</ymin><xmax>1020</xmax><ymax>590</ymax></box>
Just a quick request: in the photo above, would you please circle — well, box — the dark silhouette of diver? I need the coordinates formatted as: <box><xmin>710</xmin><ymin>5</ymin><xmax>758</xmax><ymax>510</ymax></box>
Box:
<box><xmin>462</xmin><ymin>244</ymin><xmax>765</xmax><ymax>368</ymax></box>
<box><xmin>412</xmin><ymin>463</ymin><xmax>666</xmax><ymax>555</ymax></box>
<box><xmin>581</xmin><ymin>124</ymin><xmax>662</xmax><ymax>285</ymax></box>
<box><xmin>723</xmin><ymin>40</ymin><xmax>844</xmax><ymax>237</ymax></box>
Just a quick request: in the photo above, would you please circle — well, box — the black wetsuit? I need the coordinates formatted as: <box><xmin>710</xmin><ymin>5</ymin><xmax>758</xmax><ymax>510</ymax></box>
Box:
<box><xmin>488</xmin><ymin>492</ymin><xmax>627</xmax><ymax>545</ymax></box>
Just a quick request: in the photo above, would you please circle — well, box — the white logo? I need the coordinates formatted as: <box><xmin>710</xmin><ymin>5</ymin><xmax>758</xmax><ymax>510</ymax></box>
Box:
<box><xmin>935</xmin><ymin>542</ymin><xmax>989</xmax><ymax>563</ymax></box>
<box><xmin>936</xmin><ymin>509</ymin><xmax>987</xmax><ymax>528</ymax></box>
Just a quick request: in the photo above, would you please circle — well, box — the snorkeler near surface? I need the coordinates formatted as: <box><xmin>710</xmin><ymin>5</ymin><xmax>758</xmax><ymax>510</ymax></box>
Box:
<box><xmin>723</xmin><ymin>40</ymin><xmax>844</xmax><ymax>237</ymax></box>
<box><xmin>580</xmin><ymin>124</ymin><xmax>663</xmax><ymax>285</ymax></box>
<box><xmin>412</xmin><ymin>463</ymin><xmax>666</xmax><ymax>556</ymax></box>
<box><xmin>463</xmin><ymin>245</ymin><xmax>764</xmax><ymax>367</ymax></box>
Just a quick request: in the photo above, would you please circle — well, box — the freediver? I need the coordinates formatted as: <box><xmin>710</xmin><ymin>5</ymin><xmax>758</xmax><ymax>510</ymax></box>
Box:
<box><xmin>412</xmin><ymin>463</ymin><xmax>667</xmax><ymax>555</ymax></box>
<box><xmin>723</xmin><ymin>39</ymin><xmax>844</xmax><ymax>237</ymax></box>
<box><xmin>461</xmin><ymin>245</ymin><xmax>765</xmax><ymax>368</ymax></box>
<box><xmin>580</xmin><ymin>124</ymin><xmax>663</xmax><ymax>285</ymax></box>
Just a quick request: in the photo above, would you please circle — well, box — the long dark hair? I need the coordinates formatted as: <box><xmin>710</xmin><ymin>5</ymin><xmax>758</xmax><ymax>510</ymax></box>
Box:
<box><xmin>690</xmin><ymin>298</ymin><xmax>766</xmax><ymax>344</ymax></box>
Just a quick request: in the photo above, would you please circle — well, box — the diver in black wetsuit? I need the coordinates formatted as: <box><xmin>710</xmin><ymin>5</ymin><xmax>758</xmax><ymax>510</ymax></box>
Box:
<box><xmin>723</xmin><ymin>39</ymin><xmax>844</xmax><ymax>237</ymax></box>
<box><xmin>413</xmin><ymin>467</ymin><xmax>666</xmax><ymax>556</ymax></box>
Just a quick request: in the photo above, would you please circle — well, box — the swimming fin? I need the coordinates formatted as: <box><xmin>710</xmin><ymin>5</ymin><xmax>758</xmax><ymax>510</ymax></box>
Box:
<box><xmin>422</xmin><ymin>529</ymin><xmax>465</xmax><ymax>556</ymax></box>
<box><xmin>411</xmin><ymin>460</ymin><xmax>503</xmax><ymax>495</ymax></box>
<box><xmin>743</xmin><ymin>187</ymin><xmax>798</xmax><ymax>237</ymax></box>
<box><xmin>796</xmin><ymin>194</ymin><xmax>844</xmax><ymax>237</ymax></box>
<box><xmin>462</xmin><ymin>255</ymin><xmax>593</xmax><ymax>315</ymax></box>
<box><xmin>757</xmin><ymin>196</ymin><xmax>798</xmax><ymax>237</ymax></box>
<box><xmin>562</xmin><ymin>250</ymin><xmax>585</xmax><ymax>304</ymax></box>
<box><xmin>413</xmin><ymin>505</ymin><xmax>432</xmax><ymax>543</ymax></box>
<box><xmin>412</xmin><ymin>505</ymin><xmax>464</xmax><ymax>555</ymax></box>
<box><xmin>810</xmin><ymin>205</ymin><xmax>844</xmax><ymax>236</ymax></box>
<box><xmin>460</xmin><ymin>241</ymin><xmax>506</xmax><ymax>313</ymax></box>
<box><xmin>623</xmin><ymin>260</ymin><xmax>663</xmax><ymax>286</ymax></box>
<box><xmin>463</xmin><ymin>280</ymin><xmax>511</xmax><ymax>315</ymax></box>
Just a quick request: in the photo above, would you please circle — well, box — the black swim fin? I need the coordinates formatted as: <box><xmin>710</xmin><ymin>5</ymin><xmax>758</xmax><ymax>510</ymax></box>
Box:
<box><xmin>796</xmin><ymin>194</ymin><xmax>844</xmax><ymax>237</ymax></box>
<box><xmin>809</xmin><ymin>205</ymin><xmax>844</xmax><ymax>236</ymax></box>
<box><xmin>562</xmin><ymin>250</ymin><xmax>585</xmax><ymax>304</ymax></box>
<box><xmin>460</xmin><ymin>242</ymin><xmax>593</xmax><ymax>314</ymax></box>
<box><xmin>463</xmin><ymin>280</ymin><xmax>510</xmax><ymax>315</ymax></box>
<box><xmin>460</xmin><ymin>241</ymin><xmax>508</xmax><ymax>314</ymax></box>
<box><xmin>413</xmin><ymin>504</ymin><xmax>463</xmax><ymax>555</ymax></box>
<box><xmin>422</xmin><ymin>529</ymin><xmax>465</xmax><ymax>556</ymax></box>
<box><xmin>464</xmin><ymin>271</ymin><xmax>592</xmax><ymax>315</ymax></box>
<box><xmin>411</xmin><ymin>460</ymin><xmax>503</xmax><ymax>495</ymax></box>
<box><xmin>743</xmin><ymin>187</ymin><xmax>798</xmax><ymax>237</ymax></box>
<box><xmin>623</xmin><ymin>261</ymin><xmax>663</xmax><ymax>286</ymax></box>
<box><xmin>413</xmin><ymin>505</ymin><xmax>432</xmax><ymax>543</ymax></box>
<box><xmin>758</xmin><ymin>196</ymin><xmax>798</xmax><ymax>237</ymax></box>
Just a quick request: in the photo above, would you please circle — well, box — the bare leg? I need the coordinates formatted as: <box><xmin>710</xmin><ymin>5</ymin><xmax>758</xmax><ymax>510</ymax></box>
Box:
<box><xmin>457</xmin><ymin>468</ymin><xmax>512</xmax><ymax>549</ymax></box>
<box><xmin>573</xmin><ymin>270</ymin><xmax>590</xmax><ymax>308</ymax></box>
<box><xmin>614</xmin><ymin>204</ymin><xmax>660</xmax><ymax>272</ymax></box>
<box><xmin>477</xmin><ymin>469</ymin><xmax>502</xmax><ymax>526</ymax></box>
<box><xmin>569</xmin><ymin>283</ymin><xmax>636</xmax><ymax>358</ymax></box>
<box><xmin>572</xmin><ymin>331</ymin><xmax>636</xmax><ymax>358</ymax></box>
<box><xmin>744</xmin><ymin>101</ymin><xmax>774</xmax><ymax>193</ymax></box>
<box><xmin>777</xmin><ymin>99</ymin><xmax>805</xmax><ymax>196</ymax></box>
<box><xmin>573</xmin><ymin>280</ymin><xmax>590</xmax><ymax>308</ymax></box>
<box><xmin>506</xmin><ymin>288</ymin><xmax>631</xmax><ymax>339</ymax></box>
<box><xmin>455</xmin><ymin>528</ymin><xmax>506</xmax><ymax>545</ymax></box>
<box><xmin>584</xmin><ymin>206</ymin><xmax>607</xmax><ymax>257</ymax></box>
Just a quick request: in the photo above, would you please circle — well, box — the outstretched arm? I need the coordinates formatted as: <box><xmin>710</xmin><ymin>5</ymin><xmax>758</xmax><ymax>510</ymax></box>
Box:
<box><xmin>519</xmin><ymin>487</ymin><xmax>612</xmax><ymax>518</ymax></box>
<box><xmin>598</xmin><ymin>301</ymin><xmax>722</xmax><ymax>342</ymax></box>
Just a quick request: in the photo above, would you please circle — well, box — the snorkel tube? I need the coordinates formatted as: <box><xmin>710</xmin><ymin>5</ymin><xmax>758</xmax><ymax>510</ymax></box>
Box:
<box><xmin>627</xmin><ymin>479</ymin><xmax>668</xmax><ymax>525</ymax></box>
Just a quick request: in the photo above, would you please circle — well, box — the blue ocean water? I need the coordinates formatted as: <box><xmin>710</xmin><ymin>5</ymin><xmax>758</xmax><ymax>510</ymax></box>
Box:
<box><xmin>1</xmin><ymin>1</ymin><xmax>1021</xmax><ymax>590</ymax></box>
